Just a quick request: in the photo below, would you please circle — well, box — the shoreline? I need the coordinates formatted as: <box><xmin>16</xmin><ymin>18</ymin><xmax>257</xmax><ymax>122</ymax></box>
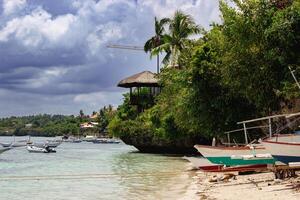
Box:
<box><xmin>183</xmin><ymin>170</ymin><xmax>300</xmax><ymax>200</ymax></box>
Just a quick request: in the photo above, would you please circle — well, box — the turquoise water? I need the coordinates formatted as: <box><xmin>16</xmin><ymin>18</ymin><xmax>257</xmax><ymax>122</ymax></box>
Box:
<box><xmin>0</xmin><ymin>137</ymin><xmax>195</xmax><ymax>200</ymax></box>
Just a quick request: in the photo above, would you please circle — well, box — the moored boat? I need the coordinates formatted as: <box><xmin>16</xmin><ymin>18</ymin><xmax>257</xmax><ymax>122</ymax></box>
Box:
<box><xmin>183</xmin><ymin>156</ymin><xmax>223</xmax><ymax>171</ymax></box>
<box><xmin>27</xmin><ymin>145</ymin><xmax>56</xmax><ymax>153</ymax></box>
<box><xmin>33</xmin><ymin>140</ymin><xmax>62</xmax><ymax>148</ymax></box>
<box><xmin>93</xmin><ymin>138</ymin><xmax>120</xmax><ymax>144</ymax></box>
<box><xmin>183</xmin><ymin>156</ymin><xmax>269</xmax><ymax>172</ymax></box>
<box><xmin>194</xmin><ymin>145</ymin><xmax>275</xmax><ymax>166</ymax></box>
<box><xmin>261</xmin><ymin>134</ymin><xmax>300</xmax><ymax>164</ymax></box>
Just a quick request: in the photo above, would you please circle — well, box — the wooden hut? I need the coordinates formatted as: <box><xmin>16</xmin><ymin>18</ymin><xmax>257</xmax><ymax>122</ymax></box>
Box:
<box><xmin>118</xmin><ymin>71</ymin><xmax>160</xmax><ymax>111</ymax></box>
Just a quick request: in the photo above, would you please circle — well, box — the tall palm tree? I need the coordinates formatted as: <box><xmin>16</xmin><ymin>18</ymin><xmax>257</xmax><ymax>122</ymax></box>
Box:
<box><xmin>144</xmin><ymin>17</ymin><xmax>169</xmax><ymax>73</ymax></box>
<box><xmin>151</xmin><ymin>11</ymin><xmax>201</xmax><ymax>68</ymax></box>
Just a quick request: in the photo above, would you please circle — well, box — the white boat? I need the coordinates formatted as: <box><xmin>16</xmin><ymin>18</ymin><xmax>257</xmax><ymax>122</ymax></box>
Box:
<box><xmin>1</xmin><ymin>136</ymin><xmax>29</xmax><ymax>148</ymax></box>
<box><xmin>1</xmin><ymin>141</ymin><xmax>27</xmax><ymax>148</ymax></box>
<box><xmin>261</xmin><ymin>134</ymin><xmax>300</xmax><ymax>164</ymax></box>
<box><xmin>92</xmin><ymin>138</ymin><xmax>120</xmax><ymax>144</ymax></box>
<box><xmin>32</xmin><ymin>140</ymin><xmax>62</xmax><ymax>148</ymax></box>
<box><xmin>27</xmin><ymin>145</ymin><xmax>56</xmax><ymax>153</ymax></box>
<box><xmin>183</xmin><ymin>156</ymin><xmax>221</xmax><ymax>169</ymax></box>
<box><xmin>194</xmin><ymin>144</ymin><xmax>274</xmax><ymax>166</ymax></box>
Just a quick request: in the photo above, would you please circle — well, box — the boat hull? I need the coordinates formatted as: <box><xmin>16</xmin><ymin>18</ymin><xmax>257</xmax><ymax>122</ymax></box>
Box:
<box><xmin>207</xmin><ymin>156</ymin><xmax>274</xmax><ymax>166</ymax></box>
<box><xmin>27</xmin><ymin>146</ymin><xmax>56</xmax><ymax>153</ymax></box>
<box><xmin>182</xmin><ymin>156</ymin><xmax>268</xmax><ymax>172</ymax></box>
<box><xmin>261</xmin><ymin>135</ymin><xmax>300</xmax><ymax>164</ymax></box>
<box><xmin>194</xmin><ymin>145</ymin><xmax>275</xmax><ymax>166</ymax></box>
<box><xmin>194</xmin><ymin>145</ymin><xmax>268</xmax><ymax>157</ymax></box>
<box><xmin>201</xmin><ymin>164</ymin><xmax>268</xmax><ymax>172</ymax></box>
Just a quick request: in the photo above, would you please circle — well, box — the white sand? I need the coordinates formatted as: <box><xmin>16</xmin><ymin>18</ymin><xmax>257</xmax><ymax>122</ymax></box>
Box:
<box><xmin>178</xmin><ymin>164</ymin><xmax>300</xmax><ymax>200</ymax></box>
<box><xmin>184</xmin><ymin>170</ymin><xmax>300</xmax><ymax>200</ymax></box>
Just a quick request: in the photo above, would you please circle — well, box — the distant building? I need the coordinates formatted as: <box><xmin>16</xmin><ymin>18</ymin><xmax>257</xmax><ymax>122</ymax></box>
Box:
<box><xmin>80</xmin><ymin>122</ymin><xmax>98</xmax><ymax>129</ymax></box>
<box><xmin>25</xmin><ymin>123</ymin><xmax>33</xmax><ymax>128</ymax></box>
<box><xmin>90</xmin><ymin>113</ymin><xmax>99</xmax><ymax>119</ymax></box>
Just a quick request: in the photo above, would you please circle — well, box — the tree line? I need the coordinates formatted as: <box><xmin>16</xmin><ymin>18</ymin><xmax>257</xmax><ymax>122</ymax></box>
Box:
<box><xmin>0</xmin><ymin>105</ymin><xmax>116</xmax><ymax>137</ymax></box>
<box><xmin>109</xmin><ymin>0</ymin><xmax>300</xmax><ymax>143</ymax></box>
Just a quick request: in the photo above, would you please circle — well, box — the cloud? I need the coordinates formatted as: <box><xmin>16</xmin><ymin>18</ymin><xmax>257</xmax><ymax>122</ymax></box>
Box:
<box><xmin>3</xmin><ymin>0</ymin><xmax>27</xmax><ymax>16</ymax></box>
<box><xmin>0</xmin><ymin>0</ymin><xmax>221</xmax><ymax>117</ymax></box>
<box><xmin>0</xmin><ymin>8</ymin><xmax>76</xmax><ymax>47</ymax></box>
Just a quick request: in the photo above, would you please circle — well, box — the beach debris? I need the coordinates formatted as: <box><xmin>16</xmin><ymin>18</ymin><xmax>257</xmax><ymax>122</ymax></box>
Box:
<box><xmin>208</xmin><ymin>173</ymin><xmax>236</xmax><ymax>182</ymax></box>
<box><xmin>248</xmin><ymin>178</ymin><xmax>262</xmax><ymax>190</ymax></box>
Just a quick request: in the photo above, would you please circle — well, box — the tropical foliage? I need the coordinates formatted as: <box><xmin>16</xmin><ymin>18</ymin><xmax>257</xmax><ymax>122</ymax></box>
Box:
<box><xmin>110</xmin><ymin>0</ymin><xmax>300</xmax><ymax>143</ymax></box>
<box><xmin>145</xmin><ymin>10</ymin><xmax>201</xmax><ymax>67</ymax></box>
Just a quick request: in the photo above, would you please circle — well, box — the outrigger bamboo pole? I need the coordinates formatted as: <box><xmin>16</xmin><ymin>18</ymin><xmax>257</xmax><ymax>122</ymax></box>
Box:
<box><xmin>243</xmin><ymin>123</ymin><xmax>248</xmax><ymax>144</ymax></box>
<box><xmin>288</xmin><ymin>66</ymin><xmax>300</xmax><ymax>90</ymax></box>
<box><xmin>268</xmin><ymin>118</ymin><xmax>272</xmax><ymax>138</ymax></box>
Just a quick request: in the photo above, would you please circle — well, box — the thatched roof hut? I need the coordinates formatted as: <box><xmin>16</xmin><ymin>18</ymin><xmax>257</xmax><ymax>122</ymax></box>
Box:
<box><xmin>118</xmin><ymin>71</ymin><xmax>159</xmax><ymax>88</ymax></box>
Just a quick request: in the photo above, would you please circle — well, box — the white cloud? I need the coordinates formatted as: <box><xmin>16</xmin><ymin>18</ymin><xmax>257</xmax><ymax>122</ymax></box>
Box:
<box><xmin>3</xmin><ymin>0</ymin><xmax>27</xmax><ymax>15</ymax></box>
<box><xmin>139</xmin><ymin>0</ymin><xmax>220</xmax><ymax>28</ymax></box>
<box><xmin>0</xmin><ymin>7</ymin><xmax>76</xmax><ymax>48</ymax></box>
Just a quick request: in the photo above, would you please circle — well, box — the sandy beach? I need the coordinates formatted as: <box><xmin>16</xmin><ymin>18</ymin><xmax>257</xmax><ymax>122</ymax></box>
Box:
<box><xmin>185</xmin><ymin>170</ymin><xmax>300</xmax><ymax>200</ymax></box>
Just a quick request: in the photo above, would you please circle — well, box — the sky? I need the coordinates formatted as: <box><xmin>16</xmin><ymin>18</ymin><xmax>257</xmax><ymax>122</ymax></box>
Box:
<box><xmin>0</xmin><ymin>0</ymin><xmax>221</xmax><ymax>117</ymax></box>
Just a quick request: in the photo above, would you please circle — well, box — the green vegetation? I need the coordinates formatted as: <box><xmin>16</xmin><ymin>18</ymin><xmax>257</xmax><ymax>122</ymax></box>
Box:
<box><xmin>0</xmin><ymin>115</ymin><xmax>80</xmax><ymax>136</ymax></box>
<box><xmin>109</xmin><ymin>0</ymin><xmax>300</xmax><ymax>143</ymax></box>
<box><xmin>0</xmin><ymin>105</ymin><xmax>116</xmax><ymax>137</ymax></box>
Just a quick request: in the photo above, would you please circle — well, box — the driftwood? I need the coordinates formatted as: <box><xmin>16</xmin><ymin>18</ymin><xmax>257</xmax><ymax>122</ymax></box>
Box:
<box><xmin>209</xmin><ymin>173</ymin><xmax>236</xmax><ymax>182</ymax></box>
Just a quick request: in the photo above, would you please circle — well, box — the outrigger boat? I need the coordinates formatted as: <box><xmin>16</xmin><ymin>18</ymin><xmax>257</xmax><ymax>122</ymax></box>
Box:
<box><xmin>92</xmin><ymin>138</ymin><xmax>120</xmax><ymax>144</ymax></box>
<box><xmin>194</xmin><ymin>120</ymin><xmax>275</xmax><ymax>167</ymax></box>
<box><xmin>27</xmin><ymin>145</ymin><xmax>56</xmax><ymax>153</ymax></box>
<box><xmin>183</xmin><ymin>156</ymin><xmax>269</xmax><ymax>172</ymax></box>
<box><xmin>1</xmin><ymin>136</ymin><xmax>29</xmax><ymax>148</ymax></box>
<box><xmin>32</xmin><ymin>140</ymin><xmax>62</xmax><ymax>148</ymax></box>
<box><xmin>237</xmin><ymin>112</ymin><xmax>300</xmax><ymax>165</ymax></box>
<box><xmin>261</xmin><ymin>134</ymin><xmax>300</xmax><ymax>164</ymax></box>
<box><xmin>194</xmin><ymin>145</ymin><xmax>274</xmax><ymax>166</ymax></box>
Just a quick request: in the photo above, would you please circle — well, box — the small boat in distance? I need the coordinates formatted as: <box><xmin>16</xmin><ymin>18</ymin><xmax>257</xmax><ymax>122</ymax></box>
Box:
<box><xmin>27</xmin><ymin>145</ymin><xmax>56</xmax><ymax>153</ymax></box>
<box><xmin>92</xmin><ymin>138</ymin><xmax>120</xmax><ymax>144</ymax></box>
<box><xmin>32</xmin><ymin>140</ymin><xmax>62</xmax><ymax>148</ymax></box>
<box><xmin>1</xmin><ymin>136</ymin><xmax>29</xmax><ymax>148</ymax></box>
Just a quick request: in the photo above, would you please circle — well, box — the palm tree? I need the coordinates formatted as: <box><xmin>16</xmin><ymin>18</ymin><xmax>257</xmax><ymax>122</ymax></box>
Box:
<box><xmin>151</xmin><ymin>11</ymin><xmax>201</xmax><ymax>68</ymax></box>
<box><xmin>144</xmin><ymin>17</ymin><xmax>169</xmax><ymax>73</ymax></box>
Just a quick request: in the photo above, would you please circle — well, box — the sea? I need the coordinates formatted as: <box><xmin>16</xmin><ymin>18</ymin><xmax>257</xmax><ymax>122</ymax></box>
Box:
<box><xmin>0</xmin><ymin>136</ymin><xmax>198</xmax><ymax>200</ymax></box>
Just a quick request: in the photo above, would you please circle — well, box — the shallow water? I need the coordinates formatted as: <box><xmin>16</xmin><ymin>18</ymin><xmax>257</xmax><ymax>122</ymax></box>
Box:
<box><xmin>0</xmin><ymin>137</ymin><xmax>196</xmax><ymax>200</ymax></box>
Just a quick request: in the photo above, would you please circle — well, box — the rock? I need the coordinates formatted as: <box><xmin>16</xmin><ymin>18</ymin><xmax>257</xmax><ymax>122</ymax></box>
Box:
<box><xmin>120</xmin><ymin>134</ymin><xmax>210</xmax><ymax>154</ymax></box>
